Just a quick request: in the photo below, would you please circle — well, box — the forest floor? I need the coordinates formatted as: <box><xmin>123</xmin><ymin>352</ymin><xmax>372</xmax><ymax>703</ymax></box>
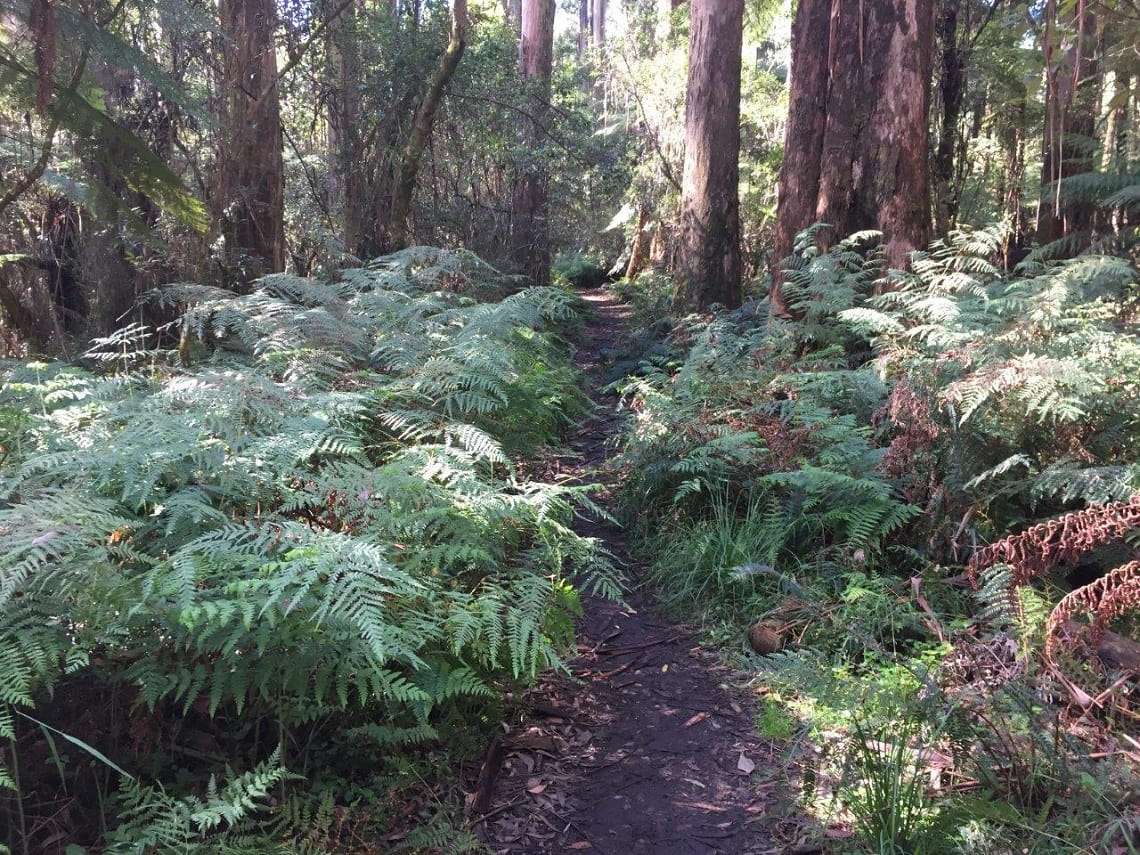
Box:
<box><xmin>474</xmin><ymin>287</ymin><xmax>808</xmax><ymax>855</ymax></box>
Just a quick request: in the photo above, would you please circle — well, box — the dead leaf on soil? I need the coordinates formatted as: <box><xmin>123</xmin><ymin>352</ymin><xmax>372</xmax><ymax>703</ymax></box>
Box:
<box><xmin>737</xmin><ymin>753</ymin><xmax>757</xmax><ymax>774</ymax></box>
<box><xmin>526</xmin><ymin>778</ymin><xmax>547</xmax><ymax>794</ymax></box>
<box><xmin>684</xmin><ymin>711</ymin><xmax>710</xmax><ymax>727</ymax></box>
<box><xmin>568</xmin><ymin>842</ymin><xmax>592</xmax><ymax>849</ymax></box>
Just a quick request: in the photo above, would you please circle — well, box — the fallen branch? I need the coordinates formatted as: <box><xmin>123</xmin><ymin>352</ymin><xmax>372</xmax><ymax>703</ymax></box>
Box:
<box><xmin>592</xmin><ymin>652</ymin><xmax>645</xmax><ymax>682</ymax></box>
<box><xmin>592</xmin><ymin>633</ymin><xmax>692</xmax><ymax>657</ymax></box>
<box><xmin>470</xmin><ymin>795</ymin><xmax>525</xmax><ymax>825</ymax></box>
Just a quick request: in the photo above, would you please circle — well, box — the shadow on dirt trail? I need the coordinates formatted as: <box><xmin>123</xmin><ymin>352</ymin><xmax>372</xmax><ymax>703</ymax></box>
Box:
<box><xmin>474</xmin><ymin>288</ymin><xmax>821</xmax><ymax>855</ymax></box>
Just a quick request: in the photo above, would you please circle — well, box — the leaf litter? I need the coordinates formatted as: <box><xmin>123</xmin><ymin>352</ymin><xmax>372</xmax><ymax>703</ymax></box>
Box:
<box><xmin>472</xmin><ymin>286</ymin><xmax>813</xmax><ymax>854</ymax></box>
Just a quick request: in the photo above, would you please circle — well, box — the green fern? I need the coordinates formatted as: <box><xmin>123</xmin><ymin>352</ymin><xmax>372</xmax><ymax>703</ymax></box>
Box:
<box><xmin>0</xmin><ymin>246</ymin><xmax>619</xmax><ymax>848</ymax></box>
<box><xmin>104</xmin><ymin>750</ymin><xmax>297</xmax><ymax>854</ymax></box>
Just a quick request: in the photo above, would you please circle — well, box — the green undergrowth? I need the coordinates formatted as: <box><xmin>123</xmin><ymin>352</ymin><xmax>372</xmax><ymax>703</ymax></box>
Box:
<box><xmin>614</xmin><ymin>227</ymin><xmax>1140</xmax><ymax>853</ymax></box>
<box><xmin>0</xmin><ymin>246</ymin><xmax>620</xmax><ymax>853</ymax></box>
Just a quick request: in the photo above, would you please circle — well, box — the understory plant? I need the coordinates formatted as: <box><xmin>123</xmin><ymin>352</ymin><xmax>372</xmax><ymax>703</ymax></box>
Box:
<box><xmin>617</xmin><ymin>225</ymin><xmax>1140</xmax><ymax>852</ymax></box>
<box><xmin>0</xmin><ymin>246</ymin><xmax>618</xmax><ymax>852</ymax></box>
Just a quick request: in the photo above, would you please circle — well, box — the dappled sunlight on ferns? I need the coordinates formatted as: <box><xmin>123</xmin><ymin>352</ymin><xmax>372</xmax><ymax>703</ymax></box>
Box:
<box><xmin>0</xmin><ymin>247</ymin><xmax>618</xmax><ymax>849</ymax></box>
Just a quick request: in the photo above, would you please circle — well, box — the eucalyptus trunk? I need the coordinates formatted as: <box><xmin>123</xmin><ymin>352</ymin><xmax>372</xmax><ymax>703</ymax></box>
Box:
<box><xmin>674</xmin><ymin>0</ymin><xmax>743</xmax><ymax>312</ymax></box>
<box><xmin>1102</xmin><ymin>70</ymin><xmax>1130</xmax><ymax>174</ymax></box>
<box><xmin>772</xmin><ymin>0</ymin><xmax>934</xmax><ymax>315</ymax></box>
<box><xmin>326</xmin><ymin>0</ymin><xmax>364</xmax><ymax>256</ymax></box>
<box><xmin>578</xmin><ymin>0</ymin><xmax>588</xmax><ymax>59</ymax></box>
<box><xmin>216</xmin><ymin>0</ymin><xmax>286</xmax><ymax>281</ymax></box>
<box><xmin>932</xmin><ymin>0</ymin><xmax>965</xmax><ymax>234</ymax></box>
<box><xmin>510</xmin><ymin>0</ymin><xmax>555</xmax><ymax>284</ymax></box>
<box><xmin>590</xmin><ymin>0</ymin><xmax>606</xmax><ymax>46</ymax></box>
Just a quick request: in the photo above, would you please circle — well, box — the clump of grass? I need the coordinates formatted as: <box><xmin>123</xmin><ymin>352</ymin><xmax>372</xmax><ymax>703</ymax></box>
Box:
<box><xmin>648</xmin><ymin>492</ymin><xmax>787</xmax><ymax>619</ymax></box>
<box><xmin>843</xmin><ymin>704</ymin><xmax>951</xmax><ymax>854</ymax></box>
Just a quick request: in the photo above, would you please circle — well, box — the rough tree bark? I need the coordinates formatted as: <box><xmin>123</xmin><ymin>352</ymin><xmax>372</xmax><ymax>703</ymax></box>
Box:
<box><xmin>772</xmin><ymin>0</ymin><xmax>935</xmax><ymax>316</ymax></box>
<box><xmin>216</xmin><ymin>0</ymin><xmax>286</xmax><ymax>280</ymax></box>
<box><xmin>674</xmin><ymin>0</ymin><xmax>743</xmax><ymax>312</ymax></box>
<box><xmin>932</xmin><ymin>0</ymin><xmax>964</xmax><ymax>235</ymax></box>
<box><xmin>510</xmin><ymin>0</ymin><xmax>555</xmax><ymax>284</ymax></box>
<box><xmin>390</xmin><ymin>0</ymin><xmax>469</xmax><ymax>248</ymax></box>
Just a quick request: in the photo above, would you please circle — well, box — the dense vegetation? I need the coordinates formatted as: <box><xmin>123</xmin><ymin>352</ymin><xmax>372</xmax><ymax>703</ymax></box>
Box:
<box><xmin>615</xmin><ymin>226</ymin><xmax>1140</xmax><ymax>852</ymax></box>
<box><xmin>3</xmin><ymin>0</ymin><xmax>1140</xmax><ymax>851</ymax></box>
<box><xmin>0</xmin><ymin>248</ymin><xmax>619</xmax><ymax>851</ymax></box>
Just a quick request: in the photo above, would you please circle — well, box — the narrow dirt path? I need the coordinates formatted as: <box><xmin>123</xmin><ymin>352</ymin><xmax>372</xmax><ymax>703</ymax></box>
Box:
<box><xmin>476</xmin><ymin>288</ymin><xmax>787</xmax><ymax>855</ymax></box>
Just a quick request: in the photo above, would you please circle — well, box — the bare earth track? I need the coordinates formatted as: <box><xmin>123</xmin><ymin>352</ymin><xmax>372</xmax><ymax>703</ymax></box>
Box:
<box><xmin>476</xmin><ymin>287</ymin><xmax>790</xmax><ymax>855</ymax></box>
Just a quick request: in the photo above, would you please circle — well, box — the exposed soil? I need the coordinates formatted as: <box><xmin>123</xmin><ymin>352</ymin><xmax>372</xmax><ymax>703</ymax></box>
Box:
<box><xmin>475</xmin><ymin>288</ymin><xmax>804</xmax><ymax>855</ymax></box>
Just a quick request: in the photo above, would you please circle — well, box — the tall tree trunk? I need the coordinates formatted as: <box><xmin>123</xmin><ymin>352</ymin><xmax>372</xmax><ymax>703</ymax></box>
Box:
<box><xmin>510</xmin><ymin>0</ymin><xmax>555</xmax><ymax>284</ymax></box>
<box><xmin>390</xmin><ymin>0</ymin><xmax>469</xmax><ymax>248</ymax></box>
<box><xmin>1036</xmin><ymin>2</ymin><xmax>1099</xmax><ymax>243</ymax></box>
<box><xmin>590</xmin><ymin>0</ymin><xmax>606</xmax><ymax>47</ymax></box>
<box><xmin>1101</xmin><ymin>70</ymin><xmax>1129</xmax><ymax>173</ymax></box>
<box><xmin>771</xmin><ymin>0</ymin><xmax>831</xmax><ymax>317</ymax></box>
<box><xmin>1129</xmin><ymin>76</ymin><xmax>1140</xmax><ymax>167</ymax></box>
<box><xmin>625</xmin><ymin>203</ymin><xmax>651</xmax><ymax>280</ymax></box>
<box><xmin>932</xmin><ymin>0</ymin><xmax>964</xmax><ymax>235</ymax></box>
<box><xmin>503</xmin><ymin>0</ymin><xmax>521</xmax><ymax>33</ymax></box>
<box><xmin>674</xmin><ymin>0</ymin><xmax>743</xmax><ymax>312</ymax></box>
<box><xmin>216</xmin><ymin>0</ymin><xmax>286</xmax><ymax>281</ymax></box>
<box><xmin>578</xmin><ymin>0</ymin><xmax>588</xmax><ymax>59</ymax></box>
<box><xmin>997</xmin><ymin>83</ymin><xmax>1027</xmax><ymax>265</ymax></box>
<box><xmin>772</xmin><ymin>0</ymin><xmax>935</xmax><ymax>315</ymax></box>
<box><xmin>1104</xmin><ymin>70</ymin><xmax>1131</xmax><ymax>236</ymax></box>
<box><xmin>327</xmin><ymin>0</ymin><xmax>363</xmax><ymax>257</ymax></box>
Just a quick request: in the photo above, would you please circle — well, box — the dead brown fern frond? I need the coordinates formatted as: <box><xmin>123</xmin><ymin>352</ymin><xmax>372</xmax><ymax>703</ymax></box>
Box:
<box><xmin>1044</xmin><ymin>561</ymin><xmax>1140</xmax><ymax>667</ymax></box>
<box><xmin>967</xmin><ymin>496</ymin><xmax>1140</xmax><ymax>587</ymax></box>
<box><xmin>875</xmin><ymin>382</ymin><xmax>941</xmax><ymax>504</ymax></box>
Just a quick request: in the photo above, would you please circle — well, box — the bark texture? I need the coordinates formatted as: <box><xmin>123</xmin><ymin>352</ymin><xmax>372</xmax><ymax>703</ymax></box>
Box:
<box><xmin>932</xmin><ymin>0</ymin><xmax>964</xmax><ymax>235</ymax></box>
<box><xmin>510</xmin><ymin>0</ymin><xmax>555</xmax><ymax>284</ymax></box>
<box><xmin>773</xmin><ymin>0</ymin><xmax>935</xmax><ymax>314</ymax></box>
<box><xmin>674</xmin><ymin>0</ymin><xmax>743</xmax><ymax>312</ymax></box>
<box><xmin>216</xmin><ymin>0</ymin><xmax>286</xmax><ymax>280</ymax></box>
